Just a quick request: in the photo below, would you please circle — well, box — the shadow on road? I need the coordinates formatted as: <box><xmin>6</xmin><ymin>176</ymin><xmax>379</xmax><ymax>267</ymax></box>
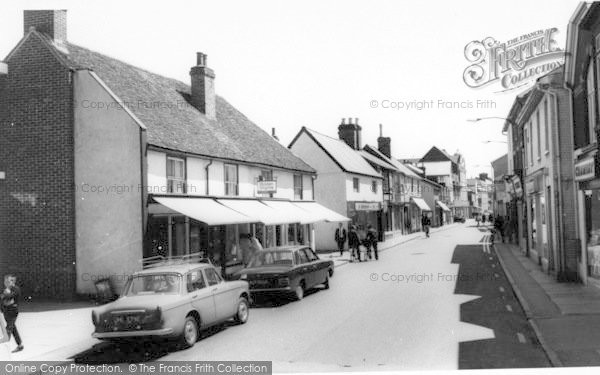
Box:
<box><xmin>451</xmin><ymin>244</ymin><xmax>551</xmax><ymax>369</ymax></box>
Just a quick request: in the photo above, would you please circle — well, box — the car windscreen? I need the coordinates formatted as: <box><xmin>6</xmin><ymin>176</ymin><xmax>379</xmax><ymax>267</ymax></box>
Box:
<box><xmin>247</xmin><ymin>251</ymin><xmax>294</xmax><ymax>267</ymax></box>
<box><xmin>125</xmin><ymin>273</ymin><xmax>181</xmax><ymax>296</ymax></box>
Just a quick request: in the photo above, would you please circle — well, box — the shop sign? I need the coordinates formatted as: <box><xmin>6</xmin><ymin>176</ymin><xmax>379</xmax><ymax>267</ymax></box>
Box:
<box><xmin>355</xmin><ymin>202</ymin><xmax>381</xmax><ymax>211</ymax></box>
<box><xmin>257</xmin><ymin>180</ymin><xmax>277</xmax><ymax>193</ymax></box>
<box><xmin>575</xmin><ymin>157</ymin><xmax>595</xmax><ymax>182</ymax></box>
<box><xmin>525</xmin><ymin>180</ymin><xmax>536</xmax><ymax>194</ymax></box>
<box><xmin>511</xmin><ymin>176</ymin><xmax>523</xmax><ymax>198</ymax></box>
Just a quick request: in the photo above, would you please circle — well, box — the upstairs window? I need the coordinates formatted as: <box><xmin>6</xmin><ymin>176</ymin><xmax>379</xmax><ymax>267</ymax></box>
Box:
<box><xmin>353</xmin><ymin>177</ymin><xmax>360</xmax><ymax>192</ymax></box>
<box><xmin>587</xmin><ymin>58</ymin><xmax>597</xmax><ymax>145</ymax></box>
<box><xmin>371</xmin><ymin>180</ymin><xmax>377</xmax><ymax>193</ymax></box>
<box><xmin>167</xmin><ymin>157</ymin><xmax>185</xmax><ymax>194</ymax></box>
<box><xmin>293</xmin><ymin>174</ymin><xmax>303</xmax><ymax>200</ymax></box>
<box><xmin>224</xmin><ymin>164</ymin><xmax>238</xmax><ymax>196</ymax></box>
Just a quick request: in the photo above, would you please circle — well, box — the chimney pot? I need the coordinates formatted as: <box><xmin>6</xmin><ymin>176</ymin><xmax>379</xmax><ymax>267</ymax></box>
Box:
<box><xmin>348</xmin><ymin>117</ymin><xmax>353</xmax><ymax>125</ymax></box>
<box><xmin>355</xmin><ymin>118</ymin><xmax>359</xmax><ymax>125</ymax></box>
<box><xmin>341</xmin><ymin>118</ymin><xmax>345</xmax><ymax>125</ymax></box>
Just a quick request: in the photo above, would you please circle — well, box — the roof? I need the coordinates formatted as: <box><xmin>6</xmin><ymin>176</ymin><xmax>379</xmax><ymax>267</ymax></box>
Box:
<box><xmin>362</xmin><ymin>145</ymin><xmax>422</xmax><ymax>179</ymax></box>
<box><xmin>21</xmin><ymin>31</ymin><xmax>315</xmax><ymax>173</ymax></box>
<box><xmin>290</xmin><ymin>128</ymin><xmax>382</xmax><ymax>178</ymax></box>
<box><xmin>358</xmin><ymin>150</ymin><xmax>398</xmax><ymax>171</ymax></box>
<box><xmin>419</xmin><ymin>146</ymin><xmax>457</xmax><ymax>163</ymax></box>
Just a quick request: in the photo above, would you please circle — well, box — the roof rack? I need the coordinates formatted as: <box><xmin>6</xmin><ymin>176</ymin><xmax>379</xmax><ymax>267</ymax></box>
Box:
<box><xmin>142</xmin><ymin>253</ymin><xmax>214</xmax><ymax>269</ymax></box>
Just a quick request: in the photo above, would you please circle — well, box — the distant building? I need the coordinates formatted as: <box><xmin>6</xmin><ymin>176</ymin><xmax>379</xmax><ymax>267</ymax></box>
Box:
<box><xmin>491</xmin><ymin>155</ymin><xmax>509</xmax><ymax>216</ymax></box>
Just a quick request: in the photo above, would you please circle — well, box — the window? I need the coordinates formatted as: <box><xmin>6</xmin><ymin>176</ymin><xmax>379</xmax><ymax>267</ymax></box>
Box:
<box><xmin>204</xmin><ymin>268</ymin><xmax>222</xmax><ymax>286</ymax></box>
<box><xmin>296</xmin><ymin>249</ymin><xmax>309</xmax><ymax>264</ymax></box>
<box><xmin>544</xmin><ymin>99</ymin><xmax>549</xmax><ymax>152</ymax></box>
<box><xmin>536</xmin><ymin>111</ymin><xmax>541</xmax><ymax>159</ymax></box>
<box><xmin>224</xmin><ymin>164</ymin><xmax>238</xmax><ymax>196</ymax></box>
<box><xmin>259</xmin><ymin>169</ymin><xmax>273</xmax><ymax>181</ymax></box>
<box><xmin>186</xmin><ymin>270</ymin><xmax>207</xmax><ymax>293</ymax></box>
<box><xmin>587</xmin><ymin>59</ymin><xmax>597</xmax><ymax>144</ymax></box>
<box><xmin>353</xmin><ymin>177</ymin><xmax>359</xmax><ymax>192</ymax></box>
<box><xmin>371</xmin><ymin>180</ymin><xmax>377</xmax><ymax>193</ymax></box>
<box><xmin>294</xmin><ymin>174</ymin><xmax>303</xmax><ymax>200</ymax></box>
<box><xmin>167</xmin><ymin>157</ymin><xmax>185</xmax><ymax>194</ymax></box>
<box><xmin>303</xmin><ymin>247</ymin><xmax>319</xmax><ymax>261</ymax></box>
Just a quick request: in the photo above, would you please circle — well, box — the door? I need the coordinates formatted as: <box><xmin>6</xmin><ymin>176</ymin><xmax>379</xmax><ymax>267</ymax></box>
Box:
<box><xmin>304</xmin><ymin>247</ymin><xmax>327</xmax><ymax>285</ymax></box>
<box><xmin>205</xmin><ymin>267</ymin><xmax>237</xmax><ymax>320</ymax></box>
<box><xmin>295</xmin><ymin>249</ymin><xmax>313</xmax><ymax>288</ymax></box>
<box><xmin>186</xmin><ymin>269</ymin><xmax>216</xmax><ymax>326</ymax></box>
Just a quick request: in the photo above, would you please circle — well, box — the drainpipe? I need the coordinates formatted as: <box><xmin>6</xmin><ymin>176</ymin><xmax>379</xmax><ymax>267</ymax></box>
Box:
<box><xmin>205</xmin><ymin>159</ymin><xmax>213</xmax><ymax>195</ymax></box>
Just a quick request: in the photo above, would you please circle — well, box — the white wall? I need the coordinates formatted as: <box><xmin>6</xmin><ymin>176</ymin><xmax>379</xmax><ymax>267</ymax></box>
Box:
<box><xmin>146</xmin><ymin>150</ymin><xmax>313</xmax><ymax>200</ymax></box>
<box><xmin>421</xmin><ymin>161</ymin><xmax>451</xmax><ymax>176</ymax></box>
<box><xmin>345</xmin><ymin>174</ymin><xmax>382</xmax><ymax>202</ymax></box>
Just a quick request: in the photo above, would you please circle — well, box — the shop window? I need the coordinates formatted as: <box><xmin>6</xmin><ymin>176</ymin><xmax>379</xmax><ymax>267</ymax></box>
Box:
<box><xmin>276</xmin><ymin>225</ymin><xmax>282</xmax><ymax>246</ymax></box>
<box><xmin>586</xmin><ymin>190</ymin><xmax>600</xmax><ymax>279</ymax></box>
<box><xmin>265</xmin><ymin>226</ymin><xmax>275</xmax><ymax>248</ymax></box>
<box><xmin>294</xmin><ymin>174</ymin><xmax>303</xmax><ymax>200</ymax></box>
<box><xmin>171</xmin><ymin>216</ymin><xmax>187</xmax><ymax>256</ymax></box>
<box><xmin>353</xmin><ymin>177</ymin><xmax>359</xmax><ymax>192</ymax></box>
<box><xmin>167</xmin><ymin>157</ymin><xmax>185</xmax><ymax>194</ymax></box>
<box><xmin>145</xmin><ymin>216</ymin><xmax>169</xmax><ymax>258</ymax></box>
<box><xmin>296</xmin><ymin>224</ymin><xmax>305</xmax><ymax>245</ymax></box>
<box><xmin>287</xmin><ymin>224</ymin><xmax>295</xmax><ymax>245</ymax></box>
<box><xmin>189</xmin><ymin>221</ymin><xmax>208</xmax><ymax>255</ymax></box>
<box><xmin>224</xmin><ymin>164</ymin><xmax>238</xmax><ymax>196</ymax></box>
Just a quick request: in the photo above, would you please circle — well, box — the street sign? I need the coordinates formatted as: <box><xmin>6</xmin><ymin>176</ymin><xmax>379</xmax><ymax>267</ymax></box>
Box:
<box><xmin>355</xmin><ymin>202</ymin><xmax>381</xmax><ymax>211</ymax></box>
<box><xmin>257</xmin><ymin>180</ymin><xmax>277</xmax><ymax>194</ymax></box>
<box><xmin>575</xmin><ymin>156</ymin><xmax>595</xmax><ymax>182</ymax></box>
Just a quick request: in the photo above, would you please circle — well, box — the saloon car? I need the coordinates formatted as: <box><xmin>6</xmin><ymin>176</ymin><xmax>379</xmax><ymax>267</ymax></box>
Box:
<box><xmin>235</xmin><ymin>246</ymin><xmax>334</xmax><ymax>301</ymax></box>
<box><xmin>91</xmin><ymin>261</ymin><xmax>250</xmax><ymax>348</ymax></box>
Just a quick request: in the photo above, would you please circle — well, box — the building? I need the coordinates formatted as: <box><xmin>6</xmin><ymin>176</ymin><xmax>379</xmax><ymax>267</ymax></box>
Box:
<box><xmin>0</xmin><ymin>10</ymin><xmax>345</xmax><ymax>299</ymax></box>
<box><xmin>418</xmin><ymin>146</ymin><xmax>468</xmax><ymax>219</ymax></box>
<box><xmin>565</xmin><ymin>2</ymin><xmax>600</xmax><ymax>284</ymax></box>
<box><xmin>467</xmin><ymin>174</ymin><xmax>494</xmax><ymax>217</ymax></box>
<box><xmin>289</xmin><ymin>121</ymin><xmax>383</xmax><ymax>250</ymax></box>
<box><xmin>491</xmin><ymin>154</ymin><xmax>509</xmax><ymax>216</ymax></box>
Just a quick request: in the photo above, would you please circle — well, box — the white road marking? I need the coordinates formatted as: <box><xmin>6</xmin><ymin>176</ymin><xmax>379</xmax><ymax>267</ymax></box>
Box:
<box><xmin>499</xmin><ymin>287</ymin><xmax>505</xmax><ymax>293</ymax></box>
<box><xmin>506</xmin><ymin>304</ymin><xmax>513</xmax><ymax>312</ymax></box>
<box><xmin>495</xmin><ymin>273</ymin><xmax>500</xmax><ymax>278</ymax></box>
<box><xmin>517</xmin><ymin>332</ymin><xmax>526</xmax><ymax>343</ymax></box>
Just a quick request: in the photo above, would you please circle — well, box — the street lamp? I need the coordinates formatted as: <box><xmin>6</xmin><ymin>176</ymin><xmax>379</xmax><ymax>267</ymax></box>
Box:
<box><xmin>467</xmin><ymin>116</ymin><xmax>517</xmax><ymax>135</ymax></box>
<box><xmin>482</xmin><ymin>140</ymin><xmax>508</xmax><ymax>144</ymax></box>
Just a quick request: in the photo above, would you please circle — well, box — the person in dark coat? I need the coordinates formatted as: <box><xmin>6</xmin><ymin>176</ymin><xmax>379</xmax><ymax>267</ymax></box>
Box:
<box><xmin>335</xmin><ymin>223</ymin><xmax>347</xmax><ymax>256</ymax></box>
<box><xmin>494</xmin><ymin>215</ymin><xmax>506</xmax><ymax>243</ymax></box>
<box><xmin>2</xmin><ymin>274</ymin><xmax>23</xmax><ymax>352</ymax></box>
<box><xmin>348</xmin><ymin>225</ymin><xmax>361</xmax><ymax>262</ymax></box>
<box><xmin>366</xmin><ymin>224</ymin><xmax>378</xmax><ymax>260</ymax></box>
<box><xmin>421</xmin><ymin>213</ymin><xmax>431</xmax><ymax>238</ymax></box>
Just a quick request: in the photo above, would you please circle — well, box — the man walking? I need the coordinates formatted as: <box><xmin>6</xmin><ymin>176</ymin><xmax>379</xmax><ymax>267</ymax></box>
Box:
<box><xmin>421</xmin><ymin>213</ymin><xmax>431</xmax><ymax>238</ymax></box>
<box><xmin>348</xmin><ymin>225</ymin><xmax>361</xmax><ymax>262</ymax></box>
<box><xmin>2</xmin><ymin>274</ymin><xmax>23</xmax><ymax>352</ymax></box>
<box><xmin>335</xmin><ymin>223</ymin><xmax>347</xmax><ymax>256</ymax></box>
<box><xmin>366</xmin><ymin>224</ymin><xmax>378</xmax><ymax>260</ymax></box>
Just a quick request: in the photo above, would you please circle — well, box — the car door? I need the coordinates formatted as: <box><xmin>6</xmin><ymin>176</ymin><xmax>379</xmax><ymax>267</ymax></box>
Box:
<box><xmin>296</xmin><ymin>248</ymin><xmax>314</xmax><ymax>289</ymax></box>
<box><xmin>305</xmin><ymin>247</ymin><xmax>327</xmax><ymax>284</ymax></box>
<box><xmin>205</xmin><ymin>267</ymin><xmax>237</xmax><ymax>321</ymax></box>
<box><xmin>186</xmin><ymin>269</ymin><xmax>216</xmax><ymax>326</ymax></box>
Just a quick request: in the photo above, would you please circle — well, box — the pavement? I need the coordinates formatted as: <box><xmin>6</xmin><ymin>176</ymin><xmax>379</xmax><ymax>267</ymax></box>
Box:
<box><xmin>320</xmin><ymin>222</ymin><xmax>461</xmax><ymax>268</ymax></box>
<box><xmin>493</xmin><ymin>233</ymin><xmax>600</xmax><ymax>367</ymax></box>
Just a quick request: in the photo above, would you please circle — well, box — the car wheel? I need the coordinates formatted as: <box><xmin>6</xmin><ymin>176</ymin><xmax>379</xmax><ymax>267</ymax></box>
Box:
<box><xmin>323</xmin><ymin>274</ymin><xmax>330</xmax><ymax>290</ymax></box>
<box><xmin>294</xmin><ymin>282</ymin><xmax>305</xmax><ymax>301</ymax></box>
<box><xmin>234</xmin><ymin>297</ymin><xmax>249</xmax><ymax>324</ymax></box>
<box><xmin>179</xmin><ymin>316</ymin><xmax>198</xmax><ymax>348</ymax></box>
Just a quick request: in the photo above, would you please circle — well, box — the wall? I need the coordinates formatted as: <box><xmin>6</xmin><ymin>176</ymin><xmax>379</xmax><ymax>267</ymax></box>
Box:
<box><xmin>73</xmin><ymin>71</ymin><xmax>145</xmax><ymax>295</ymax></box>
<box><xmin>0</xmin><ymin>34</ymin><xmax>76</xmax><ymax>299</ymax></box>
<box><xmin>421</xmin><ymin>161</ymin><xmax>451</xmax><ymax>176</ymax></box>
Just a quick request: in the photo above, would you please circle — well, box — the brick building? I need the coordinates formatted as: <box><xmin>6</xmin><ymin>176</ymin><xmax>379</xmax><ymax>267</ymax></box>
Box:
<box><xmin>0</xmin><ymin>10</ymin><xmax>344</xmax><ymax>299</ymax></box>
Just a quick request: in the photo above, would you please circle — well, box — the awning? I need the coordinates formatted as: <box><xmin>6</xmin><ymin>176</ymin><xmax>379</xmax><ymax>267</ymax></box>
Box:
<box><xmin>261</xmin><ymin>200</ymin><xmax>317</xmax><ymax>224</ymax></box>
<box><xmin>411</xmin><ymin>197</ymin><xmax>432</xmax><ymax>211</ymax></box>
<box><xmin>436</xmin><ymin>201</ymin><xmax>451</xmax><ymax>212</ymax></box>
<box><xmin>153</xmin><ymin>197</ymin><xmax>252</xmax><ymax>225</ymax></box>
<box><xmin>217</xmin><ymin>199</ymin><xmax>291</xmax><ymax>225</ymax></box>
<box><xmin>292</xmin><ymin>201</ymin><xmax>351</xmax><ymax>223</ymax></box>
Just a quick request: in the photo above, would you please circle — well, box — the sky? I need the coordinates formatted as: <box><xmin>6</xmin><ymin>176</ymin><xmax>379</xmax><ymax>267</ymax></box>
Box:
<box><xmin>0</xmin><ymin>0</ymin><xmax>583</xmax><ymax>178</ymax></box>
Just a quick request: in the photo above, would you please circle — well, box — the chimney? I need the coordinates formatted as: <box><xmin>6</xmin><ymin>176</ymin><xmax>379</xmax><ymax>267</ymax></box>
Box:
<box><xmin>271</xmin><ymin>128</ymin><xmax>279</xmax><ymax>142</ymax></box>
<box><xmin>338</xmin><ymin>117</ymin><xmax>362</xmax><ymax>150</ymax></box>
<box><xmin>190</xmin><ymin>52</ymin><xmax>216</xmax><ymax>119</ymax></box>
<box><xmin>377</xmin><ymin>123</ymin><xmax>392</xmax><ymax>158</ymax></box>
<box><xmin>24</xmin><ymin>10</ymin><xmax>67</xmax><ymax>42</ymax></box>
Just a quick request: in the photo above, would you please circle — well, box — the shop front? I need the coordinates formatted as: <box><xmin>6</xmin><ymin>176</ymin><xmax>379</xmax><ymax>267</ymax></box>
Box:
<box><xmin>575</xmin><ymin>153</ymin><xmax>600</xmax><ymax>284</ymax></box>
<box><xmin>145</xmin><ymin>196</ymin><xmax>349</xmax><ymax>279</ymax></box>
<box><xmin>436</xmin><ymin>201</ymin><xmax>451</xmax><ymax>226</ymax></box>
<box><xmin>525</xmin><ymin>171</ymin><xmax>550</xmax><ymax>269</ymax></box>
<box><xmin>410</xmin><ymin>197</ymin><xmax>431</xmax><ymax>232</ymax></box>
<box><xmin>347</xmin><ymin>201</ymin><xmax>383</xmax><ymax>241</ymax></box>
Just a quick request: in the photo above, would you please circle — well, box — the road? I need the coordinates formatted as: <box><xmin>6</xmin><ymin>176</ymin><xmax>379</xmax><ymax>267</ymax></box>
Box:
<box><xmin>72</xmin><ymin>222</ymin><xmax>550</xmax><ymax>371</ymax></box>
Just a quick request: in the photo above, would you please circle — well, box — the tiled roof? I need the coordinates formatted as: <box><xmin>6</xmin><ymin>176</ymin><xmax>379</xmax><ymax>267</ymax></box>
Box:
<box><xmin>358</xmin><ymin>150</ymin><xmax>398</xmax><ymax>171</ymax></box>
<box><xmin>297</xmin><ymin>128</ymin><xmax>382</xmax><ymax>178</ymax></box>
<box><xmin>362</xmin><ymin>145</ymin><xmax>422</xmax><ymax>179</ymax></box>
<box><xmin>36</xmin><ymin>33</ymin><xmax>315</xmax><ymax>173</ymax></box>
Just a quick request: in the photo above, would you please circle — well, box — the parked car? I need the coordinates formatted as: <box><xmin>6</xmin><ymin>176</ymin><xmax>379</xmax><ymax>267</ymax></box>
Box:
<box><xmin>91</xmin><ymin>258</ymin><xmax>250</xmax><ymax>348</ymax></box>
<box><xmin>235</xmin><ymin>246</ymin><xmax>334</xmax><ymax>301</ymax></box>
<box><xmin>453</xmin><ymin>216</ymin><xmax>466</xmax><ymax>223</ymax></box>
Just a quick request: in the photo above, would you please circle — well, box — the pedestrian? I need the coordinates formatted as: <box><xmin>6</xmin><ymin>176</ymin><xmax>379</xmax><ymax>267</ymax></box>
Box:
<box><xmin>494</xmin><ymin>215</ymin><xmax>506</xmax><ymax>243</ymax></box>
<box><xmin>366</xmin><ymin>224</ymin><xmax>378</xmax><ymax>260</ymax></box>
<box><xmin>334</xmin><ymin>223</ymin><xmax>347</xmax><ymax>257</ymax></box>
<box><xmin>421</xmin><ymin>213</ymin><xmax>431</xmax><ymax>238</ymax></box>
<box><xmin>481</xmin><ymin>214</ymin><xmax>486</xmax><ymax>224</ymax></box>
<box><xmin>348</xmin><ymin>225</ymin><xmax>361</xmax><ymax>262</ymax></box>
<box><xmin>2</xmin><ymin>274</ymin><xmax>23</xmax><ymax>352</ymax></box>
<box><xmin>476</xmin><ymin>214</ymin><xmax>481</xmax><ymax>227</ymax></box>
